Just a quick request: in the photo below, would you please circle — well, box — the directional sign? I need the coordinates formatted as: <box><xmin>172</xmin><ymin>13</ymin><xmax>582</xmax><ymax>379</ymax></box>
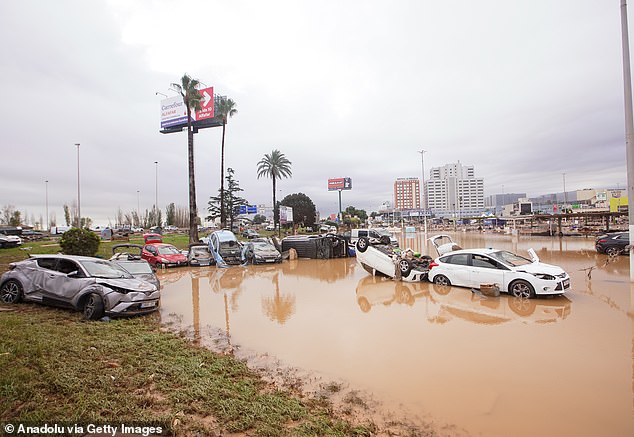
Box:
<box><xmin>196</xmin><ymin>87</ymin><xmax>214</xmax><ymax>121</ymax></box>
<box><xmin>247</xmin><ymin>205</ymin><xmax>258</xmax><ymax>214</ymax></box>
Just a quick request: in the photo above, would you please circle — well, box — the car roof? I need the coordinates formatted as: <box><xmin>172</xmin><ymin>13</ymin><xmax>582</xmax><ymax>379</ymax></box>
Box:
<box><xmin>213</xmin><ymin>230</ymin><xmax>238</xmax><ymax>241</ymax></box>
<box><xmin>439</xmin><ymin>248</ymin><xmax>498</xmax><ymax>257</ymax></box>
<box><xmin>146</xmin><ymin>242</ymin><xmax>175</xmax><ymax>247</ymax></box>
<box><xmin>30</xmin><ymin>254</ymin><xmax>105</xmax><ymax>262</ymax></box>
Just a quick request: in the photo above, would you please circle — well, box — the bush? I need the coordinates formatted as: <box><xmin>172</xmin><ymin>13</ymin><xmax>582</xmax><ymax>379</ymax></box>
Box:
<box><xmin>59</xmin><ymin>228</ymin><xmax>100</xmax><ymax>256</ymax></box>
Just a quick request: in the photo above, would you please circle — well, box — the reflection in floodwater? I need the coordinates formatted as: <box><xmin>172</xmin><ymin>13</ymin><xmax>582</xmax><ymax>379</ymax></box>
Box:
<box><xmin>158</xmin><ymin>233</ymin><xmax>634</xmax><ymax>437</ymax></box>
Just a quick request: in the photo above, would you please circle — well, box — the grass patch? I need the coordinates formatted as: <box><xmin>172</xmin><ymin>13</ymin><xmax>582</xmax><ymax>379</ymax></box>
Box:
<box><xmin>0</xmin><ymin>305</ymin><xmax>375</xmax><ymax>436</ymax></box>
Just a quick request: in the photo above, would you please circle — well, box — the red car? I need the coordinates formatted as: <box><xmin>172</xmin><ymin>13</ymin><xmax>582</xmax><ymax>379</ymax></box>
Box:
<box><xmin>142</xmin><ymin>243</ymin><xmax>188</xmax><ymax>268</ymax></box>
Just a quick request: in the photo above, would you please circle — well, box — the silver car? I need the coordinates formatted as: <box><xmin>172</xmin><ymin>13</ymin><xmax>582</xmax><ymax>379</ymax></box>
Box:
<box><xmin>0</xmin><ymin>254</ymin><xmax>160</xmax><ymax>320</ymax></box>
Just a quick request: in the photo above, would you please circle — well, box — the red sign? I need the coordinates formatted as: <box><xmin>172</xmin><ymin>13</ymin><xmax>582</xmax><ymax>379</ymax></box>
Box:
<box><xmin>196</xmin><ymin>87</ymin><xmax>214</xmax><ymax>120</ymax></box>
<box><xmin>328</xmin><ymin>177</ymin><xmax>352</xmax><ymax>191</ymax></box>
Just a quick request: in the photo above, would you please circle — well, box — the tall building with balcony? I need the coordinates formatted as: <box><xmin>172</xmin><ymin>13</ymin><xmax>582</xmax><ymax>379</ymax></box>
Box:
<box><xmin>426</xmin><ymin>162</ymin><xmax>484</xmax><ymax>217</ymax></box>
<box><xmin>393</xmin><ymin>177</ymin><xmax>421</xmax><ymax>210</ymax></box>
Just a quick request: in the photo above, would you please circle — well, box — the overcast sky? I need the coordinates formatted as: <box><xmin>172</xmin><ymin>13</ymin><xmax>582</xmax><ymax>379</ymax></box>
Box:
<box><xmin>0</xmin><ymin>0</ymin><xmax>628</xmax><ymax>226</ymax></box>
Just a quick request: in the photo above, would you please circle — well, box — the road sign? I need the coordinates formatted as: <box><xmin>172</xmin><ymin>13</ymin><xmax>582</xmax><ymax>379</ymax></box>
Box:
<box><xmin>247</xmin><ymin>205</ymin><xmax>257</xmax><ymax>214</ymax></box>
<box><xmin>196</xmin><ymin>87</ymin><xmax>214</xmax><ymax>121</ymax></box>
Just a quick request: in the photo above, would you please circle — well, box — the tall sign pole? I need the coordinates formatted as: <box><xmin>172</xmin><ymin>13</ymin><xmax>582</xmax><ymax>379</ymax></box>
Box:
<box><xmin>75</xmin><ymin>143</ymin><xmax>80</xmax><ymax>227</ymax></box>
<box><xmin>620</xmin><ymin>0</ymin><xmax>634</xmax><ymax>281</ymax></box>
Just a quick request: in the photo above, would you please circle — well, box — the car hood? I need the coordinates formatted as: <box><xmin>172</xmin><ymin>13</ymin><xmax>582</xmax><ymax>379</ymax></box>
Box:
<box><xmin>159</xmin><ymin>253</ymin><xmax>187</xmax><ymax>261</ymax></box>
<box><xmin>513</xmin><ymin>262</ymin><xmax>566</xmax><ymax>276</ymax></box>
<box><xmin>254</xmin><ymin>247</ymin><xmax>280</xmax><ymax>256</ymax></box>
<box><xmin>96</xmin><ymin>277</ymin><xmax>157</xmax><ymax>292</ymax></box>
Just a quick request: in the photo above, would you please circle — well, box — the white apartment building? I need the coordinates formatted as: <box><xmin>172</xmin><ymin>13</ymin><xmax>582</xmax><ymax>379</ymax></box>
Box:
<box><xmin>426</xmin><ymin>162</ymin><xmax>484</xmax><ymax>218</ymax></box>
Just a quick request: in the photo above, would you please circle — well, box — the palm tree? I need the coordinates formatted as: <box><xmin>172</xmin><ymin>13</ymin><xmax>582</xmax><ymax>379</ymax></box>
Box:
<box><xmin>256</xmin><ymin>150</ymin><xmax>292</xmax><ymax>232</ymax></box>
<box><xmin>171</xmin><ymin>74</ymin><xmax>202</xmax><ymax>243</ymax></box>
<box><xmin>215</xmin><ymin>96</ymin><xmax>238</xmax><ymax>228</ymax></box>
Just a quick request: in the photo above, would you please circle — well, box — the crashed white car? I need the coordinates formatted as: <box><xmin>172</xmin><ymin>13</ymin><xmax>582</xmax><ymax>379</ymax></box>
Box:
<box><xmin>427</xmin><ymin>248</ymin><xmax>571</xmax><ymax>298</ymax></box>
<box><xmin>355</xmin><ymin>237</ymin><xmax>430</xmax><ymax>282</ymax></box>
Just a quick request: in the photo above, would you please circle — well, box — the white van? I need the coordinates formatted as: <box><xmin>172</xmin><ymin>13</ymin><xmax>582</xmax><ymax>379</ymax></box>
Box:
<box><xmin>350</xmin><ymin>228</ymin><xmax>398</xmax><ymax>247</ymax></box>
<box><xmin>50</xmin><ymin>226</ymin><xmax>70</xmax><ymax>235</ymax></box>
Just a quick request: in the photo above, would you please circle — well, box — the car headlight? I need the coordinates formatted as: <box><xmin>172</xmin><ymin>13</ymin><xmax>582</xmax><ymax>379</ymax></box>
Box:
<box><xmin>102</xmin><ymin>284</ymin><xmax>131</xmax><ymax>294</ymax></box>
<box><xmin>532</xmin><ymin>273</ymin><xmax>555</xmax><ymax>280</ymax></box>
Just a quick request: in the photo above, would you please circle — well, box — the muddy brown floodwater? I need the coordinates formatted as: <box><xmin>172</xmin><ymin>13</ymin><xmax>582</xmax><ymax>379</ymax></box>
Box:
<box><xmin>158</xmin><ymin>232</ymin><xmax>634</xmax><ymax>437</ymax></box>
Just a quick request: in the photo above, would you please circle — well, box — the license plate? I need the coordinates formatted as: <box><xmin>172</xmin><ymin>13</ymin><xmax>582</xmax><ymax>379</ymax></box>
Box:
<box><xmin>562</xmin><ymin>279</ymin><xmax>570</xmax><ymax>289</ymax></box>
<box><xmin>265</xmin><ymin>259</ymin><xmax>275</xmax><ymax>263</ymax></box>
<box><xmin>141</xmin><ymin>301</ymin><xmax>157</xmax><ymax>308</ymax></box>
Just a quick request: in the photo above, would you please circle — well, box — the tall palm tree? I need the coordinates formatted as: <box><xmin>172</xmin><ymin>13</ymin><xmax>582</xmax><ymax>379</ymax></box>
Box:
<box><xmin>215</xmin><ymin>96</ymin><xmax>238</xmax><ymax>228</ymax></box>
<box><xmin>256</xmin><ymin>149</ymin><xmax>292</xmax><ymax>232</ymax></box>
<box><xmin>171</xmin><ymin>73</ymin><xmax>202</xmax><ymax>243</ymax></box>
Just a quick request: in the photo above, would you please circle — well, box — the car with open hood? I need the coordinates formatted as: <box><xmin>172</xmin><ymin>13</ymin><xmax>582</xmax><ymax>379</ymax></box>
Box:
<box><xmin>0</xmin><ymin>254</ymin><xmax>160</xmax><ymax>319</ymax></box>
<box><xmin>187</xmin><ymin>243</ymin><xmax>213</xmax><ymax>266</ymax></box>
<box><xmin>355</xmin><ymin>237</ymin><xmax>431</xmax><ymax>282</ymax></box>
<box><xmin>427</xmin><ymin>247</ymin><xmax>570</xmax><ymax>298</ymax></box>
<box><xmin>109</xmin><ymin>244</ymin><xmax>160</xmax><ymax>289</ymax></box>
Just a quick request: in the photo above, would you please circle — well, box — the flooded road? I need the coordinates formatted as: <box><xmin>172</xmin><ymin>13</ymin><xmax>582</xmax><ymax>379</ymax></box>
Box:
<box><xmin>158</xmin><ymin>232</ymin><xmax>634</xmax><ymax>436</ymax></box>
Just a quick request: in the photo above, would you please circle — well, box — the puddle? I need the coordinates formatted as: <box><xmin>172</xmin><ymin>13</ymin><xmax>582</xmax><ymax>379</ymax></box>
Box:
<box><xmin>159</xmin><ymin>232</ymin><xmax>634</xmax><ymax>436</ymax></box>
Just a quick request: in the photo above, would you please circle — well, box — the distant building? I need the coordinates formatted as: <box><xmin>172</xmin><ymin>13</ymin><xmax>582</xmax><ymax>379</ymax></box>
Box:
<box><xmin>485</xmin><ymin>193</ymin><xmax>526</xmax><ymax>216</ymax></box>
<box><xmin>393</xmin><ymin>178</ymin><xmax>421</xmax><ymax>210</ymax></box>
<box><xmin>426</xmin><ymin>162</ymin><xmax>484</xmax><ymax>218</ymax></box>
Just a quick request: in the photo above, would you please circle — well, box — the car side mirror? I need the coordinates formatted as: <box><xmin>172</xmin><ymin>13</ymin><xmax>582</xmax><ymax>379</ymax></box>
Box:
<box><xmin>67</xmin><ymin>270</ymin><xmax>79</xmax><ymax>278</ymax></box>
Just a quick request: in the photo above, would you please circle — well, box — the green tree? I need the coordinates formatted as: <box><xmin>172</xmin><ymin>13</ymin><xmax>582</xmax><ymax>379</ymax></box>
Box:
<box><xmin>215</xmin><ymin>96</ymin><xmax>238</xmax><ymax>228</ymax></box>
<box><xmin>59</xmin><ymin>228</ymin><xmax>100</xmax><ymax>256</ymax></box>
<box><xmin>280</xmin><ymin>193</ymin><xmax>317</xmax><ymax>228</ymax></box>
<box><xmin>171</xmin><ymin>73</ymin><xmax>202</xmax><ymax>244</ymax></box>
<box><xmin>345</xmin><ymin>206</ymin><xmax>368</xmax><ymax>223</ymax></box>
<box><xmin>9</xmin><ymin>210</ymin><xmax>21</xmax><ymax>227</ymax></box>
<box><xmin>166</xmin><ymin>203</ymin><xmax>176</xmax><ymax>226</ymax></box>
<box><xmin>207</xmin><ymin>168</ymin><xmax>248</xmax><ymax>231</ymax></box>
<box><xmin>253</xmin><ymin>214</ymin><xmax>266</xmax><ymax>225</ymax></box>
<box><xmin>257</xmin><ymin>150</ymin><xmax>292</xmax><ymax>232</ymax></box>
<box><xmin>63</xmin><ymin>204</ymin><xmax>71</xmax><ymax>226</ymax></box>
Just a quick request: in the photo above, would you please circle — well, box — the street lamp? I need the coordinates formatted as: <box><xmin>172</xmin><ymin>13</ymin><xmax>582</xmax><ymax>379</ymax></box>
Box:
<box><xmin>562</xmin><ymin>173</ymin><xmax>567</xmax><ymax>209</ymax></box>
<box><xmin>75</xmin><ymin>143</ymin><xmax>80</xmax><ymax>227</ymax></box>
<box><xmin>418</xmin><ymin>149</ymin><xmax>427</xmax><ymax>232</ymax></box>
<box><xmin>154</xmin><ymin>161</ymin><xmax>159</xmax><ymax>213</ymax></box>
<box><xmin>45</xmin><ymin>180</ymin><xmax>49</xmax><ymax>231</ymax></box>
<box><xmin>137</xmin><ymin>190</ymin><xmax>140</xmax><ymax>224</ymax></box>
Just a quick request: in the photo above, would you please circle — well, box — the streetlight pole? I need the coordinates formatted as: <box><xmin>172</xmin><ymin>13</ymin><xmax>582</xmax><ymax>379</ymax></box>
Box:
<box><xmin>620</xmin><ymin>0</ymin><xmax>634</xmax><ymax>281</ymax></box>
<box><xmin>75</xmin><ymin>143</ymin><xmax>80</xmax><ymax>227</ymax></box>
<box><xmin>562</xmin><ymin>173</ymin><xmax>567</xmax><ymax>209</ymax></box>
<box><xmin>45</xmin><ymin>180</ymin><xmax>49</xmax><ymax>231</ymax></box>
<box><xmin>137</xmin><ymin>190</ymin><xmax>140</xmax><ymax>225</ymax></box>
<box><xmin>418</xmin><ymin>149</ymin><xmax>427</xmax><ymax>233</ymax></box>
<box><xmin>154</xmin><ymin>161</ymin><xmax>159</xmax><ymax>224</ymax></box>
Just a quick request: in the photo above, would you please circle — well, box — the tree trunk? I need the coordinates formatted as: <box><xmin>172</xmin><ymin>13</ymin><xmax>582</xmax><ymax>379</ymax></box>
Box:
<box><xmin>187</xmin><ymin>107</ymin><xmax>199</xmax><ymax>244</ymax></box>
<box><xmin>220</xmin><ymin>121</ymin><xmax>226</xmax><ymax>228</ymax></box>
<box><xmin>272</xmin><ymin>176</ymin><xmax>277</xmax><ymax>232</ymax></box>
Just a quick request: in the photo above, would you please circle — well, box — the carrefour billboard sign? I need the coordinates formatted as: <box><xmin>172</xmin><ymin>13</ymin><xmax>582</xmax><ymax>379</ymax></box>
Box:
<box><xmin>160</xmin><ymin>87</ymin><xmax>215</xmax><ymax>129</ymax></box>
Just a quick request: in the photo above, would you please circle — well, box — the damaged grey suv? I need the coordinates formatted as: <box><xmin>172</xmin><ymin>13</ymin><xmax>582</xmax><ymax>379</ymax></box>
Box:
<box><xmin>0</xmin><ymin>254</ymin><xmax>160</xmax><ymax>320</ymax></box>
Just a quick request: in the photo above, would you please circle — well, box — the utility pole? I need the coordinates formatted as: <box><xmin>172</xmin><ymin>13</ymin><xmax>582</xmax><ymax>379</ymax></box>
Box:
<box><xmin>620</xmin><ymin>0</ymin><xmax>634</xmax><ymax>281</ymax></box>
<box><xmin>418</xmin><ymin>149</ymin><xmax>427</xmax><ymax>233</ymax></box>
<box><xmin>45</xmin><ymin>180</ymin><xmax>49</xmax><ymax>231</ymax></box>
<box><xmin>75</xmin><ymin>143</ymin><xmax>81</xmax><ymax>227</ymax></box>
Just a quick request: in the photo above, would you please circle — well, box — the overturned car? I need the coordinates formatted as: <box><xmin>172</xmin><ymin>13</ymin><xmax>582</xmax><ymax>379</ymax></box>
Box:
<box><xmin>355</xmin><ymin>237</ymin><xmax>431</xmax><ymax>282</ymax></box>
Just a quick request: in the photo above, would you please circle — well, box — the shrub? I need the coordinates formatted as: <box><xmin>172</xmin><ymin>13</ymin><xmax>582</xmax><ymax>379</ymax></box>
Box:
<box><xmin>59</xmin><ymin>227</ymin><xmax>100</xmax><ymax>256</ymax></box>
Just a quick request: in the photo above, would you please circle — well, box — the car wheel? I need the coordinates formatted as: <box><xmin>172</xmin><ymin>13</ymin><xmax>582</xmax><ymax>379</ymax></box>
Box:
<box><xmin>509</xmin><ymin>280</ymin><xmax>535</xmax><ymax>299</ymax></box>
<box><xmin>398</xmin><ymin>259</ymin><xmax>412</xmax><ymax>276</ymax></box>
<box><xmin>83</xmin><ymin>293</ymin><xmax>105</xmax><ymax>320</ymax></box>
<box><xmin>356</xmin><ymin>237</ymin><xmax>369</xmax><ymax>253</ymax></box>
<box><xmin>380</xmin><ymin>235</ymin><xmax>391</xmax><ymax>245</ymax></box>
<box><xmin>0</xmin><ymin>279</ymin><xmax>23</xmax><ymax>304</ymax></box>
<box><xmin>606</xmin><ymin>246</ymin><xmax>620</xmax><ymax>256</ymax></box>
<box><xmin>433</xmin><ymin>275</ymin><xmax>451</xmax><ymax>286</ymax></box>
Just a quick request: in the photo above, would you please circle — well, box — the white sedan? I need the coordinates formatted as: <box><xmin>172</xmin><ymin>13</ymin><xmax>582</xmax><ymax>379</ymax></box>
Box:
<box><xmin>427</xmin><ymin>248</ymin><xmax>570</xmax><ymax>298</ymax></box>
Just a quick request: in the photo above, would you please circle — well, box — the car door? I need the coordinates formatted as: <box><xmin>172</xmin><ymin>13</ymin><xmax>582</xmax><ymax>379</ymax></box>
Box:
<box><xmin>440</xmin><ymin>253</ymin><xmax>471</xmax><ymax>287</ymax></box>
<box><xmin>142</xmin><ymin>245</ymin><xmax>159</xmax><ymax>265</ymax></box>
<box><xmin>30</xmin><ymin>257</ymin><xmax>60</xmax><ymax>298</ymax></box>
<box><xmin>468</xmin><ymin>254</ymin><xmax>508</xmax><ymax>289</ymax></box>
<box><xmin>43</xmin><ymin>258</ymin><xmax>92</xmax><ymax>305</ymax></box>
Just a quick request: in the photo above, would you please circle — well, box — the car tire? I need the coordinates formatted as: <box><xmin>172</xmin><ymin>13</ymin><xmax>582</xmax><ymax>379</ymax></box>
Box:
<box><xmin>606</xmin><ymin>246</ymin><xmax>620</xmax><ymax>256</ymax></box>
<box><xmin>0</xmin><ymin>279</ymin><xmax>23</xmax><ymax>304</ymax></box>
<box><xmin>433</xmin><ymin>275</ymin><xmax>451</xmax><ymax>286</ymax></box>
<box><xmin>398</xmin><ymin>259</ymin><xmax>412</xmax><ymax>276</ymax></box>
<box><xmin>380</xmin><ymin>235</ymin><xmax>391</xmax><ymax>245</ymax></box>
<box><xmin>509</xmin><ymin>280</ymin><xmax>535</xmax><ymax>299</ymax></box>
<box><xmin>83</xmin><ymin>293</ymin><xmax>105</xmax><ymax>320</ymax></box>
<box><xmin>356</xmin><ymin>237</ymin><xmax>369</xmax><ymax>253</ymax></box>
